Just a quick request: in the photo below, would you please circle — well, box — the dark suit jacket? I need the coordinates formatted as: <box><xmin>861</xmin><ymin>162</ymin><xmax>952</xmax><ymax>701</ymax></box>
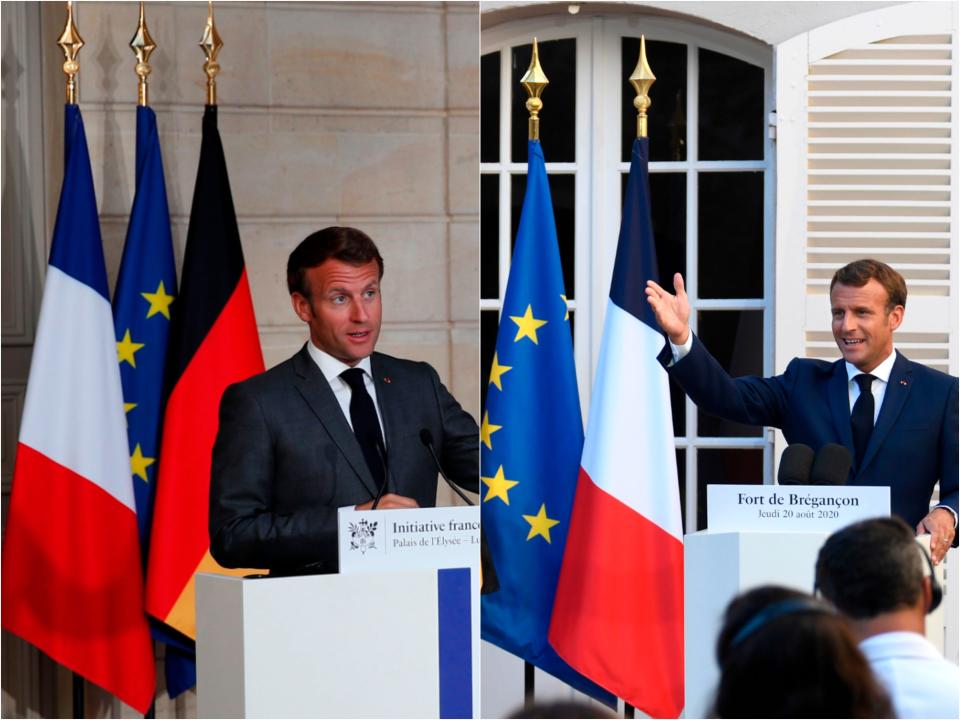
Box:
<box><xmin>659</xmin><ymin>335</ymin><xmax>958</xmax><ymax>529</ymax></box>
<box><xmin>209</xmin><ymin>346</ymin><xmax>479</xmax><ymax>574</ymax></box>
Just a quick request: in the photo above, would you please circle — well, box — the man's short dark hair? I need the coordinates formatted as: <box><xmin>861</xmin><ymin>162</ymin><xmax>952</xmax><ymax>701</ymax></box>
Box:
<box><xmin>830</xmin><ymin>259</ymin><xmax>907</xmax><ymax>312</ymax></box>
<box><xmin>815</xmin><ymin>517</ymin><xmax>924</xmax><ymax>619</ymax></box>
<box><xmin>286</xmin><ymin>226</ymin><xmax>384</xmax><ymax>297</ymax></box>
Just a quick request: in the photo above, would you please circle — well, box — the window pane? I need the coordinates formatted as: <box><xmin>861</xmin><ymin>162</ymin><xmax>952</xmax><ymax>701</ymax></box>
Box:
<box><xmin>480</xmin><ymin>309</ymin><xmax>499</xmax><ymax>417</ymax></box>
<box><xmin>481</xmin><ymin>173</ymin><xmax>499</xmax><ymax>299</ymax></box>
<box><xmin>481</xmin><ymin>52</ymin><xmax>500</xmax><ymax>163</ymax></box>
<box><xmin>619</xmin><ymin>172</ymin><xmax>686</xmax><ymax>285</ymax></box>
<box><xmin>511</xmin><ymin>39</ymin><xmax>576</xmax><ymax>163</ymax></box>
<box><xmin>698</xmin><ymin>172</ymin><xmax>763</xmax><ymax>298</ymax></box>
<box><xmin>649</xmin><ymin>173</ymin><xmax>687</xmax><ymax>284</ymax></box>
<box><xmin>511</xmin><ymin>173</ymin><xmax>576</xmax><ymax>298</ymax></box>
<box><xmin>697</xmin><ymin>310</ymin><xmax>764</xmax><ymax>437</ymax></box>
<box><xmin>697</xmin><ymin>449</ymin><xmax>763</xmax><ymax>530</ymax></box>
<box><xmin>698</xmin><ymin>48</ymin><xmax>764</xmax><ymax>161</ymax></box>
<box><xmin>621</xmin><ymin>38</ymin><xmax>687</xmax><ymax>162</ymax></box>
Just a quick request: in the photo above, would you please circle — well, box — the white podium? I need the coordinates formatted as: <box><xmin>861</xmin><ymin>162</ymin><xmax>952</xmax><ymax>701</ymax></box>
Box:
<box><xmin>684</xmin><ymin>485</ymin><xmax>945</xmax><ymax>718</ymax></box>
<box><xmin>196</xmin><ymin>507</ymin><xmax>479</xmax><ymax>719</ymax></box>
<box><xmin>683</xmin><ymin>529</ymin><xmax>830</xmax><ymax>717</ymax></box>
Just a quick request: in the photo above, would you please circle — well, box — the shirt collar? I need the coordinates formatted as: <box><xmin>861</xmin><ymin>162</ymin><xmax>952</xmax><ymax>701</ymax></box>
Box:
<box><xmin>306</xmin><ymin>342</ymin><xmax>373</xmax><ymax>384</ymax></box>
<box><xmin>845</xmin><ymin>348</ymin><xmax>897</xmax><ymax>385</ymax></box>
<box><xmin>860</xmin><ymin>631</ymin><xmax>942</xmax><ymax>661</ymax></box>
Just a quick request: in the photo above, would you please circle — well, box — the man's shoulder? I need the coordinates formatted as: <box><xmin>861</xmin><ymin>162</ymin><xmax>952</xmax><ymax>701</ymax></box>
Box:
<box><xmin>786</xmin><ymin>356</ymin><xmax>841</xmax><ymax>377</ymax></box>
<box><xmin>371</xmin><ymin>351</ymin><xmax>438</xmax><ymax>379</ymax></box>
<box><xmin>898</xmin><ymin>352</ymin><xmax>958</xmax><ymax>387</ymax></box>
<box><xmin>225</xmin><ymin>349</ymin><xmax>304</xmax><ymax>397</ymax></box>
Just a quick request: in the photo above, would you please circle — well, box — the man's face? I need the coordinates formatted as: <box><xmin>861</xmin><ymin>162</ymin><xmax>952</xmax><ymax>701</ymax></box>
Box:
<box><xmin>291</xmin><ymin>258</ymin><xmax>382</xmax><ymax>366</ymax></box>
<box><xmin>830</xmin><ymin>279</ymin><xmax>903</xmax><ymax>373</ymax></box>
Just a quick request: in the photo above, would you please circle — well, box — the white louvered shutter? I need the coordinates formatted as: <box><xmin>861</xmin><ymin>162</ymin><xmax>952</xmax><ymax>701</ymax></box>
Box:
<box><xmin>775</xmin><ymin>1</ymin><xmax>957</xmax><ymax>376</ymax></box>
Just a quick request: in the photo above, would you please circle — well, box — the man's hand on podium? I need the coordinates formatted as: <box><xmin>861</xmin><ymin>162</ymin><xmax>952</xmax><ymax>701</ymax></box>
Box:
<box><xmin>355</xmin><ymin>493</ymin><xmax>420</xmax><ymax>511</ymax></box>
<box><xmin>917</xmin><ymin>506</ymin><xmax>956</xmax><ymax>564</ymax></box>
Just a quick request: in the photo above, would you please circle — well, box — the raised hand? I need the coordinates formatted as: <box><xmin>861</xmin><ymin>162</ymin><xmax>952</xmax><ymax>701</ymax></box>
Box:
<box><xmin>645</xmin><ymin>273</ymin><xmax>691</xmax><ymax>345</ymax></box>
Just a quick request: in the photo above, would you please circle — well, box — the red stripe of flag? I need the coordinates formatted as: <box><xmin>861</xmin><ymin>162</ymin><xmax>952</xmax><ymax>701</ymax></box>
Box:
<box><xmin>550</xmin><ymin>468</ymin><xmax>684</xmax><ymax>717</ymax></box>
<box><xmin>3</xmin><ymin>444</ymin><xmax>155</xmax><ymax>711</ymax></box>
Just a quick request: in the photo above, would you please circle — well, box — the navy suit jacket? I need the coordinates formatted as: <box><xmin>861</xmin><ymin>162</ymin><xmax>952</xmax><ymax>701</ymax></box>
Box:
<box><xmin>659</xmin><ymin>335</ymin><xmax>958</xmax><ymax>529</ymax></box>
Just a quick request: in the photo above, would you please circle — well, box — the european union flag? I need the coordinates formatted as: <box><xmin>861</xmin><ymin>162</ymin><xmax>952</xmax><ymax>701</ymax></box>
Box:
<box><xmin>113</xmin><ymin>105</ymin><xmax>194</xmax><ymax>698</ymax></box>
<box><xmin>481</xmin><ymin>140</ymin><xmax>615</xmax><ymax>704</ymax></box>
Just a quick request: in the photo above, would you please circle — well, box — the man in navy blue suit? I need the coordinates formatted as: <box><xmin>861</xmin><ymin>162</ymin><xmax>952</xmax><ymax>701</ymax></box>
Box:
<box><xmin>645</xmin><ymin>259</ymin><xmax>958</xmax><ymax>563</ymax></box>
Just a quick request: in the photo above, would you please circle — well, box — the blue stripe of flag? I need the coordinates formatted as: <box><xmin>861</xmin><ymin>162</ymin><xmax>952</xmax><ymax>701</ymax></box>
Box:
<box><xmin>49</xmin><ymin>105</ymin><xmax>110</xmax><ymax>300</ymax></box>
<box><xmin>609</xmin><ymin>137</ymin><xmax>661</xmax><ymax>331</ymax></box>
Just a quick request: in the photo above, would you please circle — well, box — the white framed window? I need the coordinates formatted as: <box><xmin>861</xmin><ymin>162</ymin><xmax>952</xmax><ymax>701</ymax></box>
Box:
<box><xmin>481</xmin><ymin>14</ymin><xmax>775</xmax><ymax>532</ymax></box>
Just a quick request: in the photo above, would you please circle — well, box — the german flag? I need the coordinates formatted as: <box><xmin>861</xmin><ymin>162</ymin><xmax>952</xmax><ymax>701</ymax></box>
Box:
<box><xmin>145</xmin><ymin>106</ymin><xmax>264</xmax><ymax>639</ymax></box>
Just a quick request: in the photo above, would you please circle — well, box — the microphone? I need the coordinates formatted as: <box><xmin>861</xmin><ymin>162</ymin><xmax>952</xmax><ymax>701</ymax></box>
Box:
<box><xmin>810</xmin><ymin>444</ymin><xmax>852</xmax><ymax>486</ymax></box>
<box><xmin>369</xmin><ymin>433</ymin><xmax>390</xmax><ymax>509</ymax></box>
<box><xmin>419</xmin><ymin>428</ymin><xmax>474</xmax><ymax>506</ymax></box>
<box><xmin>777</xmin><ymin>444</ymin><xmax>814</xmax><ymax>486</ymax></box>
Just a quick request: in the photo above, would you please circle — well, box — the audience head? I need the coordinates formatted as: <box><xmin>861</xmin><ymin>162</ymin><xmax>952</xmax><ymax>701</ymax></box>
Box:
<box><xmin>816</xmin><ymin>516</ymin><xmax>934</xmax><ymax>621</ymax></box>
<box><xmin>712</xmin><ymin>585</ymin><xmax>893</xmax><ymax>718</ymax></box>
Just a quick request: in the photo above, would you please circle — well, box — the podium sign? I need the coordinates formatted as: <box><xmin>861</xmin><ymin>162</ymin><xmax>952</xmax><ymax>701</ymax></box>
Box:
<box><xmin>338</xmin><ymin>505</ymin><xmax>479</xmax><ymax>573</ymax></box>
<box><xmin>707</xmin><ymin>484</ymin><xmax>890</xmax><ymax>533</ymax></box>
<box><xmin>337</xmin><ymin>504</ymin><xmax>480</xmax><ymax>719</ymax></box>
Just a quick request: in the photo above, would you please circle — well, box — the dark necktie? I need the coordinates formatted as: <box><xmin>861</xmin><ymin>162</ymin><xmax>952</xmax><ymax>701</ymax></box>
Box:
<box><xmin>340</xmin><ymin>368</ymin><xmax>385</xmax><ymax>489</ymax></box>
<box><xmin>850</xmin><ymin>373</ymin><xmax>876</xmax><ymax>468</ymax></box>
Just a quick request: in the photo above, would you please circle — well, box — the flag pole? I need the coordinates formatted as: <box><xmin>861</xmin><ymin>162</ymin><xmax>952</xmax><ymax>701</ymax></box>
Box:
<box><xmin>629</xmin><ymin>35</ymin><xmax>656</xmax><ymax>139</ymax></box>
<box><xmin>59</xmin><ymin>4</ymin><xmax>87</xmax><ymax>714</ymax></box>
<box><xmin>129</xmin><ymin>8</ymin><xmax>161</xmax><ymax>718</ymax></box>
<box><xmin>129</xmin><ymin>1</ymin><xmax>156</xmax><ymax>107</ymax></box>
<box><xmin>199</xmin><ymin>0</ymin><xmax>223</xmax><ymax>107</ymax></box>
<box><xmin>622</xmin><ymin>37</ymin><xmax>656</xmax><ymax>720</ymax></box>
<box><xmin>518</xmin><ymin>37</ymin><xmax>549</xmax><ymax>706</ymax></box>
<box><xmin>57</xmin><ymin>0</ymin><xmax>83</xmax><ymax>105</ymax></box>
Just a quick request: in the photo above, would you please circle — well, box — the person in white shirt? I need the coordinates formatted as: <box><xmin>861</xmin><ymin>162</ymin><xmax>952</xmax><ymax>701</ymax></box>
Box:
<box><xmin>815</xmin><ymin>516</ymin><xmax>959</xmax><ymax>719</ymax></box>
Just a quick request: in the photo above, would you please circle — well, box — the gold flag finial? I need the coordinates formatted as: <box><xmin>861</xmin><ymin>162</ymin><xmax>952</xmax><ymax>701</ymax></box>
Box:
<box><xmin>199</xmin><ymin>0</ymin><xmax>224</xmax><ymax>106</ymax></box>
<box><xmin>520</xmin><ymin>38</ymin><xmax>549</xmax><ymax>141</ymax></box>
<box><xmin>629</xmin><ymin>35</ymin><xmax>656</xmax><ymax>138</ymax></box>
<box><xmin>129</xmin><ymin>1</ymin><xmax>157</xmax><ymax>107</ymax></box>
<box><xmin>58</xmin><ymin>1</ymin><xmax>85</xmax><ymax>104</ymax></box>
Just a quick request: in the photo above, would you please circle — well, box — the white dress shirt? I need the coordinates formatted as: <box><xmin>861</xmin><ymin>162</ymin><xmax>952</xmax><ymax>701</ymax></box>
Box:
<box><xmin>861</xmin><ymin>632</ymin><xmax>960</xmax><ymax>719</ymax></box>
<box><xmin>845</xmin><ymin>348</ymin><xmax>896</xmax><ymax>423</ymax></box>
<box><xmin>306</xmin><ymin>343</ymin><xmax>385</xmax><ymax>442</ymax></box>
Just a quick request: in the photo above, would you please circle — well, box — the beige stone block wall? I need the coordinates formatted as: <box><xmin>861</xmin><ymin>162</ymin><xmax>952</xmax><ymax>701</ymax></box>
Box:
<box><xmin>69</xmin><ymin>0</ymin><xmax>478</xmax><ymax>407</ymax></box>
<box><xmin>1</xmin><ymin>2</ymin><xmax>478</xmax><ymax>718</ymax></box>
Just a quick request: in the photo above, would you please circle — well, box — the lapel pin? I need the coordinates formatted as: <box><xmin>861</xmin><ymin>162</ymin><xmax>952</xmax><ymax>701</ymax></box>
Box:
<box><xmin>900</xmin><ymin>380</ymin><xmax>907</xmax><ymax>386</ymax></box>
<box><xmin>383</xmin><ymin>376</ymin><xmax>392</xmax><ymax>384</ymax></box>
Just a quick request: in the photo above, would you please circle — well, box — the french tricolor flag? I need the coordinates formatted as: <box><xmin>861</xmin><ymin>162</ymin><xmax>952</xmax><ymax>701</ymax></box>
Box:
<box><xmin>550</xmin><ymin>137</ymin><xmax>684</xmax><ymax>718</ymax></box>
<box><xmin>1</xmin><ymin>106</ymin><xmax>155</xmax><ymax>713</ymax></box>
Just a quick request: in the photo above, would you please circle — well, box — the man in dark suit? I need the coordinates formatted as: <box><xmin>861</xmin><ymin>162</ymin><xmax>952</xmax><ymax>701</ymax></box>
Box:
<box><xmin>209</xmin><ymin>227</ymin><xmax>478</xmax><ymax>575</ymax></box>
<box><xmin>645</xmin><ymin>259</ymin><xmax>957</xmax><ymax>563</ymax></box>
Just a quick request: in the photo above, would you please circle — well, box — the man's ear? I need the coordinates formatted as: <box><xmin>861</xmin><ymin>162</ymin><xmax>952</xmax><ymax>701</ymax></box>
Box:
<box><xmin>922</xmin><ymin>576</ymin><xmax>934</xmax><ymax>613</ymax></box>
<box><xmin>291</xmin><ymin>292</ymin><xmax>312</xmax><ymax>323</ymax></box>
<box><xmin>887</xmin><ymin>304</ymin><xmax>904</xmax><ymax>332</ymax></box>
